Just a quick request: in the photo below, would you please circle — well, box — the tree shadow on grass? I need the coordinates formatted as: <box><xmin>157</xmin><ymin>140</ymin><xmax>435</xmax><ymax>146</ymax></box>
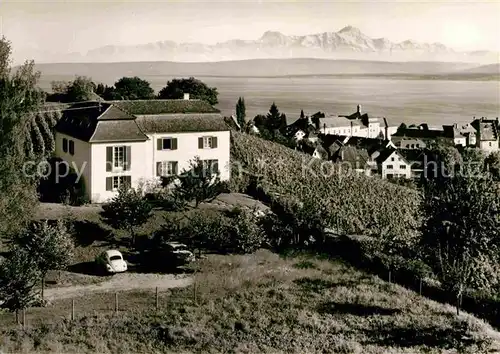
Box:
<box><xmin>317</xmin><ymin>301</ymin><xmax>401</xmax><ymax>316</ymax></box>
<box><xmin>362</xmin><ymin>322</ymin><xmax>491</xmax><ymax>351</ymax></box>
<box><xmin>294</xmin><ymin>277</ymin><xmax>360</xmax><ymax>292</ymax></box>
<box><xmin>71</xmin><ymin>220</ymin><xmax>114</xmax><ymax>247</ymax></box>
<box><xmin>67</xmin><ymin>261</ymin><xmax>103</xmax><ymax>276</ymax></box>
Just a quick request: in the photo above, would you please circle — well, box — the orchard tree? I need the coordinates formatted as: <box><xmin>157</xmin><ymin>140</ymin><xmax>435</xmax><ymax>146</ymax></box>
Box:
<box><xmin>0</xmin><ymin>36</ymin><xmax>45</xmax><ymax>240</ymax></box>
<box><xmin>172</xmin><ymin>157</ymin><xmax>225</xmax><ymax>208</ymax></box>
<box><xmin>235</xmin><ymin>97</ymin><xmax>246</xmax><ymax>129</ymax></box>
<box><xmin>158</xmin><ymin>77</ymin><xmax>218</xmax><ymax>105</ymax></box>
<box><xmin>0</xmin><ymin>246</ymin><xmax>42</xmax><ymax>321</ymax></box>
<box><xmin>421</xmin><ymin>174</ymin><xmax>500</xmax><ymax>315</ymax></box>
<box><xmin>485</xmin><ymin>151</ymin><xmax>500</xmax><ymax>180</ymax></box>
<box><xmin>101</xmin><ymin>185</ymin><xmax>153</xmax><ymax>246</ymax></box>
<box><xmin>113</xmin><ymin>76</ymin><xmax>155</xmax><ymax>100</ymax></box>
<box><xmin>13</xmin><ymin>220</ymin><xmax>75</xmax><ymax>299</ymax></box>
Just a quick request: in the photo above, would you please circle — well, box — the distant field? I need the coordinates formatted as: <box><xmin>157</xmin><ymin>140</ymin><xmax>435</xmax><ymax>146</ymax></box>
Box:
<box><xmin>34</xmin><ymin>59</ymin><xmax>500</xmax><ymax>126</ymax></box>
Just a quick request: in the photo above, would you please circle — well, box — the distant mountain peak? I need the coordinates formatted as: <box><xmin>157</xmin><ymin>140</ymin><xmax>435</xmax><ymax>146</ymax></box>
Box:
<box><xmin>56</xmin><ymin>25</ymin><xmax>498</xmax><ymax>64</ymax></box>
<box><xmin>338</xmin><ymin>25</ymin><xmax>363</xmax><ymax>34</ymax></box>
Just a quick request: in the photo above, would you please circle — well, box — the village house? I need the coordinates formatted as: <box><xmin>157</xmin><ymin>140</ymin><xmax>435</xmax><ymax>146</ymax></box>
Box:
<box><xmin>55</xmin><ymin>97</ymin><xmax>230</xmax><ymax>203</ymax></box>
<box><xmin>471</xmin><ymin>117</ymin><xmax>499</xmax><ymax>153</ymax></box>
<box><xmin>371</xmin><ymin>148</ymin><xmax>412</xmax><ymax>179</ymax></box>
<box><xmin>391</xmin><ymin>123</ymin><xmax>467</xmax><ymax>149</ymax></box>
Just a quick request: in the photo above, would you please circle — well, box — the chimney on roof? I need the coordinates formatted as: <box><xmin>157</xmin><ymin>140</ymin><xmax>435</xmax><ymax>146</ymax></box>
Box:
<box><xmin>183</xmin><ymin>93</ymin><xmax>190</xmax><ymax>100</ymax></box>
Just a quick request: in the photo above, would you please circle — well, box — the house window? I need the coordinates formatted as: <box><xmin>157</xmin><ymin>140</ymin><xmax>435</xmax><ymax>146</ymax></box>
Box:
<box><xmin>411</xmin><ymin>144</ymin><xmax>415</xmax><ymax>148</ymax></box>
<box><xmin>489</xmin><ymin>142</ymin><xmax>492</xmax><ymax>147</ymax></box>
<box><xmin>113</xmin><ymin>146</ymin><xmax>126</xmax><ymax>168</ymax></box>
<box><xmin>391</xmin><ymin>157</ymin><xmax>395</xmax><ymax>161</ymax></box>
<box><xmin>416</xmin><ymin>144</ymin><xmax>420</xmax><ymax>148</ymax></box>
<box><xmin>386</xmin><ymin>165</ymin><xmax>393</xmax><ymax>169</ymax></box>
<box><xmin>112</xmin><ymin>176</ymin><xmax>129</xmax><ymax>190</ymax></box>
<box><xmin>157</xmin><ymin>161</ymin><xmax>178</xmax><ymax>176</ymax></box>
<box><xmin>162</xmin><ymin>138</ymin><xmax>172</xmax><ymax>150</ymax></box>
<box><xmin>386</xmin><ymin>174</ymin><xmax>394</xmax><ymax>179</ymax></box>
<box><xmin>62</xmin><ymin>138</ymin><xmax>68</xmax><ymax>153</ymax></box>
<box><xmin>202</xmin><ymin>159</ymin><xmax>219</xmax><ymax>174</ymax></box>
<box><xmin>400</xmin><ymin>165</ymin><xmax>407</xmax><ymax>169</ymax></box>
<box><xmin>405</xmin><ymin>144</ymin><xmax>409</xmax><ymax>148</ymax></box>
<box><xmin>199</xmin><ymin>136</ymin><xmax>218</xmax><ymax>149</ymax></box>
<box><xmin>68</xmin><ymin>140</ymin><xmax>75</xmax><ymax>155</ymax></box>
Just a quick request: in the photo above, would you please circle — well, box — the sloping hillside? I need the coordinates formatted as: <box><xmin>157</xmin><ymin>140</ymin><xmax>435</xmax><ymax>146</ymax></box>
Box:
<box><xmin>230</xmin><ymin>132</ymin><xmax>421</xmax><ymax>238</ymax></box>
<box><xmin>1</xmin><ymin>251</ymin><xmax>499</xmax><ymax>353</ymax></box>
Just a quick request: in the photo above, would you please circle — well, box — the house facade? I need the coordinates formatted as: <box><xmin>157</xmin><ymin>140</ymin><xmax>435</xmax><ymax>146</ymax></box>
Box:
<box><xmin>54</xmin><ymin>100</ymin><xmax>230</xmax><ymax>203</ymax></box>
<box><xmin>372</xmin><ymin>149</ymin><xmax>412</xmax><ymax>179</ymax></box>
<box><xmin>471</xmin><ymin>117</ymin><xmax>499</xmax><ymax>153</ymax></box>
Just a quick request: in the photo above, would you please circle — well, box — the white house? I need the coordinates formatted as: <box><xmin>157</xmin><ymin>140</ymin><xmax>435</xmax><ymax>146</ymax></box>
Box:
<box><xmin>55</xmin><ymin>99</ymin><xmax>230</xmax><ymax>203</ymax></box>
<box><xmin>471</xmin><ymin>117</ymin><xmax>499</xmax><ymax>153</ymax></box>
<box><xmin>371</xmin><ymin>148</ymin><xmax>412</xmax><ymax>179</ymax></box>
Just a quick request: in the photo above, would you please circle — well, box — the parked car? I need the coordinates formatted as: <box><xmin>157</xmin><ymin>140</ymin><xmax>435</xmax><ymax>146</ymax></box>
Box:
<box><xmin>146</xmin><ymin>242</ymin><xmax>195</xmax><ymax>271</ymax></box>
<box><xmin>95</xmin><ymin>250</ymin><xmax>127</xmax><ymax>274</ymax></box>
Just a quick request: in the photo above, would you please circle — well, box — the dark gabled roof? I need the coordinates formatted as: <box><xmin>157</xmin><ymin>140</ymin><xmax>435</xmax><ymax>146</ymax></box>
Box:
<box><xmin>443</xmin><ymin>125</ymin><xmax>466</xmax><ymax>139</ymax></box>
<box><xmin>333</xmin><ymin>145</ymin><xmax>370</xmax><ymax>168</ymax></box>
<box><xmin>373</xmin><ymin>147</ymin><xmax>398</xmax><ymax>164</ymax></box>
<box><xmin>471</xmin><ymin>118</ymin><xmax>498</xmax><ymax>141</ymax></box>
<box><xmin>135</xmin><ymin>113</ymin><xmax>229</xmax><ymax>133</ymax></box>
<box><xmin>109</xmin><ymin>99</ymin><xmax>220</xmax><ymax>115</ymax></box>
<box><xmin>55</xmin><ymin>102</ymin><xmax>149</xmax><ymax>143</ymax></box>
<box><xmin>398</xmin><ymin>149</ymin><xmax>428</xmax><ymax>169</ymax></box>
<box><xmin>314</xmin><ymin>144</ymin><xmax>329</xmax><ymax>159</ymax></box>
<box><xmin>343</xmin><ymin>136</ymin><xmax>388</xmax><ymax>155</ymax></box>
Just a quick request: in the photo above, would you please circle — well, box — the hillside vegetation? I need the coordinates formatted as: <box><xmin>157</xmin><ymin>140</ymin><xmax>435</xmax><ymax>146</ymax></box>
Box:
<box><xmin>230</xmin><ymin>132</ymin><xmax>421</xmax><ymax>240</ymax></box>
<box><xmin>2</xmin><ymin>250</ymin><xmax>499</xmax><ymax>354</ymax></box>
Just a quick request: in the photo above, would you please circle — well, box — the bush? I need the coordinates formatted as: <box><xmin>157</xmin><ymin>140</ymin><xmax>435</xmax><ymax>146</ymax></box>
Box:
<box><xmin>223</xmin><ymin>207</ymin><xmax>267</xmax><ymax>254</ymax></box>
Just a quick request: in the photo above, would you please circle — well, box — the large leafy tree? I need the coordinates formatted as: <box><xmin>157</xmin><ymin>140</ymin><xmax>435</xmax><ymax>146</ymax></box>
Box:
<box><xmin>0</xmin><ymin>36</ymin><xmax>45</xmax><ymax>240</ymax></box>
<box><xmin>172</xmin><ymin>157</ymin><xmax>225</xmax><ymax>208</ymax></box>
<box><xmin>485</xmin><ymin>151</ymin><xmax>500</xmax><ymax>180</ymax></box>
<box><xmin>158</xmin><ymin>77</ymin><xmax>218</xmax><ymax>105</ymax></box>
<box><xmin>101</xmin><ymin>185</ymin><xmax>153</xmax><ymax>246</ymax></box>
<box><xmin>0</xmin><ymin>246</ymin><xmax>41</xmax><ymax>320</ymax></box>
<box><xmin>235</xmin><ymin>97</ymin><xmax>246</xmax><ymax>129</ymax></box>
<box><xmin>48</xmin><ymin>76</ymin><xmax>96</xmax><ymax>102</ymax></box>
<box><xmin>13</xmin><ymin>220</ymin><xmax>75</xmax><ymax>299</ymax></box>
<box><xmin>421</xmin><ymin>174</ymin><xmax>500</xmax><ymax>315</ymax></box>
<box><xmin>113</xmin><ymin>76</ymin><xmax>155</xmax><ymax>100</ymax></box>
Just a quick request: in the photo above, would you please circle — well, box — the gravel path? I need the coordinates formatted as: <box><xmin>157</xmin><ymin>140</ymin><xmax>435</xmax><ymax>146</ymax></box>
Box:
<box><xmin>43</xmin><ymin>272</ymin><xmax>193</xmax><ymax>301</ymax></box>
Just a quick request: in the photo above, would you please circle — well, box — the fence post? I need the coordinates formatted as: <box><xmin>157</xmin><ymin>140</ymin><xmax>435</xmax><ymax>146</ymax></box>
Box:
<box><xmin>155</xmin><ymin>287</ymin><xmax>159</xmax><ymax>310</ymax></box>
<box><xmin>115</xmin><ymin>292</ymin><xmax>118</xmax><ymax>313</ymax></box>
<box><xmin>71</xmin><ymin>299</ymin><xmax>75</xmax><ymax>321</ymax></box>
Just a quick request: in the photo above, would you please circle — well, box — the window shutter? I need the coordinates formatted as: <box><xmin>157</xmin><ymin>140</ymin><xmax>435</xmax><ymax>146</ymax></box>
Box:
<box><xmin>173</xmin><ymin>161</ymin><xmax>178</xmax><ymax>175</ymax></box>
<box><xmin>198</xmin><ymin>137</ymin><xmax>203</xmax><ymax>149</ymax></box>
<box><xmin>125</xmin><ymin>146</ymin><xmax>131</xmax><ymax>171</ymax></box>
<box><xmin>172</xmin><ymin>138</ymin><xmax>178</xmax><ymax>150</ymax></box>
<box><xmin>156</xmin><ymin>162</ymin><xmax>162</xmax><ymax>176</ymax></box>
<box><xmin>125</xmin><ymin>176</ymin><xmax>132</xmax><ymax>188</ymax></box>
<box><xmin>157</xmin><ymin>138</ymin><xmax>163</xmax><ymax>150</ymax></box>
<box><xmin>213</xmin><ymin>160</ymin><xmax>219</xmax><ymax>173</ymax></box>
<box><xmin>106</xmin><ymin>177</ymin><xmax>112</xmax><ymax>191</ymax></box>
<box><xmin>106</xmin><ymin>147</ymin><xmax>113</xmax><ymax>172</ymax></box>
<box><xmin>212</xmin><ymin>137</ymin><xmax>218</xmax><ymax>148</ymax></box>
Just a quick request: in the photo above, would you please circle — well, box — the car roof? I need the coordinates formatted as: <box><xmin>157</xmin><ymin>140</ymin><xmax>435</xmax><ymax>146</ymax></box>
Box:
<box><xmin>105</xmin><ymin>250</ymin><xmax>123</xmax><ymax>257</ymax></box>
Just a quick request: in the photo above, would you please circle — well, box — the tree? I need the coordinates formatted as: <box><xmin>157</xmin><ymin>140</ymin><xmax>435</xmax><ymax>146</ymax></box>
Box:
<box><xmin>0</xmin><ymin>36</ymin><xmax>44</xmax><ymax>240</ymax></box>
<box><xmin>101</xmin><ymin>185</ymin><xmax>153</xmax><ymax>246</ymax></box>
<box><xmin>421</xmin><ymin>174</ymin><xmax>500</xmax><ymax>315</ymax></box>
<box><xmin>235</xmin><ymin>97</ymin><xmax>246</xmax><ymax>129</ymax></box>
<box><xmin>0</xmin><ymin>246</ymin><xmax>42</xmax><ymax>321</ymax></box>
<box><xmin>113</xmin><ymin>76</ymin><xmax>155</xmax><ymax>100</ymax></box>
<box><xmin>300</xmin><ymin>109</ymin><xmax>305</xmax><ymax>119</ymax></box>
<box><xmin>13</xmin><ymin>220</ymin><xmax>75</xmax><ymax>299</ymax></box>
<box><xmin>265</xmin><ymin>102</ymin><xmax>287</xmax><ymax>137</ymax></box>
<box><xmin>172</xmin><ymin>157</ymin><xmax>225</xmax><ymax>208</ymax></box>
<box><xmin>485</xmin><ymin>151</ymin><xmax>500</xmax><ymax>180</ymax></box>
<box><xmin>49</xmin><ymin>76</ymin><xmax>96</xmax><ymax>102</ymax></box>
<box><xmin>157</xmin><ymin>77</ymin><xmax>218</xmax><ymax>105</ymax></box>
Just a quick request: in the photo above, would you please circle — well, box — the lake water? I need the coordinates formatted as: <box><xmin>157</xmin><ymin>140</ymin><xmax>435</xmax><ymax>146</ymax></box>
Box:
<box><xmin>38</xmin><ymin>75</ymin><xmax>500</xmax><ymax>127</ymax></box>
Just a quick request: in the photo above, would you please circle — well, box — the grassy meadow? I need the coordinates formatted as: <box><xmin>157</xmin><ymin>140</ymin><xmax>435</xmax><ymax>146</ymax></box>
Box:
<box><xmin>2</xmin><ymin>249</ymin><xmax>500</xmax><ymax>353</ymax></box>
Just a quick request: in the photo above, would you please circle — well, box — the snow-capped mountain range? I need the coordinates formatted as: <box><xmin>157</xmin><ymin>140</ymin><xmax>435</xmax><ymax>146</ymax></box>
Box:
<box><xmin>40</xmin><ymin>26</ymin><xmax>499</xmax><ymax>64</ymax></box>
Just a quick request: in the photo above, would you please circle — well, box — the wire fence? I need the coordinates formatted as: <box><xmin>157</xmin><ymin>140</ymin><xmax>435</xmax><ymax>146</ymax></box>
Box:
<box><xmin>0</xmin><ymin>284</ymin><xmax>200</xmax><ymax>330</ymax></box>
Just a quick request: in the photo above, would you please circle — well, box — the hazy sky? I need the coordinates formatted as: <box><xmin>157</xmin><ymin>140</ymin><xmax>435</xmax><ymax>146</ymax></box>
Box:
<box><xmin>1</xmin><ymin>0</ymin><xmax>500</xmax><ymax>63</ymax></box>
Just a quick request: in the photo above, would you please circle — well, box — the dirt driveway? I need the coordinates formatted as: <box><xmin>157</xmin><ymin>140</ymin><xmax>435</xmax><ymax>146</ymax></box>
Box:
<box><xmin>44</xmin><ymin>273</ymin><xmax>193</xmax><ymax>301</ymax></box>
